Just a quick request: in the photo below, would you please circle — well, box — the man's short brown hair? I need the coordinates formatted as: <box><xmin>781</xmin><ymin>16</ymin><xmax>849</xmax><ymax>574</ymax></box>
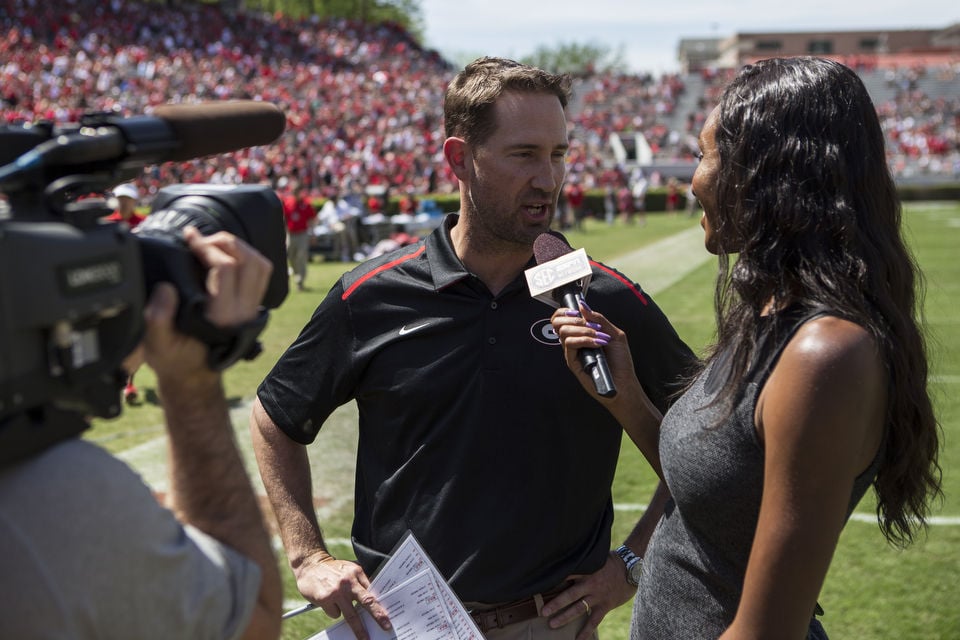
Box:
<box><xmin>443</xmin><ymin>57</ymin><xmax>572</xmax><ymax>147</ymax></box>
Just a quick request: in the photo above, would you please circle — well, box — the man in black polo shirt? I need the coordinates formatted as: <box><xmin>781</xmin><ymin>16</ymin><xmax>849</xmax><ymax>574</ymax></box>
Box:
<box><xmin>251</xmin><ymin>57</ymin><xmax>694</xmax><ymax>640</ymax></box>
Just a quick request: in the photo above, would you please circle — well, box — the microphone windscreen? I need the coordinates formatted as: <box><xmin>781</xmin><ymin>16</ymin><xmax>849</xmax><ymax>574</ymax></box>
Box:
<box><xmin>152</xmin><ymin>101</ymin><xmax>286</xmax><ymax>162</ymax></box>
<box><xmin>533</xmin><ymin>230</ymin><xmax>574</xmax><ymax>265</ymax></box>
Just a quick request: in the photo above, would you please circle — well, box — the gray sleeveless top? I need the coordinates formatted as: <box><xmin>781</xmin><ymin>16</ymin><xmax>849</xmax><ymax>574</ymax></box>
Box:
<box><xmin>631</xmin><ymin>308</ymin><xmax>883</xmax><ymax>639</ymax></box>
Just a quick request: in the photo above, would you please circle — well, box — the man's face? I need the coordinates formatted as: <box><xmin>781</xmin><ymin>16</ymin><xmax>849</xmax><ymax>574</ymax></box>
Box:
<box><xmin>462</xmin><ymin>90</ymin><xmax>568</xmax><ymax>249</ymax></box>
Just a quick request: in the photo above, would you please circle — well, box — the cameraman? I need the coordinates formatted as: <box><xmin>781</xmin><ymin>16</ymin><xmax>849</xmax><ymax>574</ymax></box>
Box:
<box><xmin>0</xmin><ymin>227</ymin><xmax>281</xmax><ymax>639</ymax></box>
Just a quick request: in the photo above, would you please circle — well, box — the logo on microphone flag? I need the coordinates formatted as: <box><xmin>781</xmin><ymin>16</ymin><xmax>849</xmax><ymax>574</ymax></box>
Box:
<box><xmin>524</xmin><ymin>247</ymin><xmax>592</xmax><ymax>308</ymax></box>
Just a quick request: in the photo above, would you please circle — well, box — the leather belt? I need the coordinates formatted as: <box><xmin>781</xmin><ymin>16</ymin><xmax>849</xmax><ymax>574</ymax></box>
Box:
<box><xmin>469</xmin><ymin>585</ymin><xmax>567</xmax><ymax>633</ymax></box>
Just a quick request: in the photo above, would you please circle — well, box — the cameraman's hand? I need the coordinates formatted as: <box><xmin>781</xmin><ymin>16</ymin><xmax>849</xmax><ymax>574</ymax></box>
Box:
<box><xmin>143</xmin><ymin>226</ymin><xmax>272</xmax><ymax>381</ymax></box>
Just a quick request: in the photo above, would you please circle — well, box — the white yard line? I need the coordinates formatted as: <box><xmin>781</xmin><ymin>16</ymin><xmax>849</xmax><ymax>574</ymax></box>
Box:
<box><xmin>607</xmin><ymin>224</ymin><xmax>713</xmax><ymax>296</ymax></box>
<box><xmin>613</xmin><ymin>503</ymin><xmax>960</xmax><ymax>525</ymax></box>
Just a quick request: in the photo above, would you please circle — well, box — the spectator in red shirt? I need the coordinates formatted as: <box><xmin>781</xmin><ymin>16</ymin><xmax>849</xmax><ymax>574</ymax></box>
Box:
<box><xmin>105</xmin><ymin>183</ymin><xmax>146</xmax><ymax>229</ymax></box>
<box><xmin>565</xmin><ymin>179</ymin><xmax>586</xmax><ymax>231</ymax></box>
<box><xmin>283</xmin><ymin>188</ymin><xmax>317</xmax><ymax>291</ymax></box>
<box><xmin>398</xmin><ymin>191</ymin><xmax>418</xmax><ymax>215</ymax></box>
<box><xmin>367</xmin><ymin>194</ymin><xmax>383</xmax><ymax>215</ymax></box>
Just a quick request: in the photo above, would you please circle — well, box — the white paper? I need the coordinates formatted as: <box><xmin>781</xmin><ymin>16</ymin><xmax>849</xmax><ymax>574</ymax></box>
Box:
<box><xmin>306</xmin><ymin>532</ymin><xmax>483</xmax><ymax>640</ymax></box>
<box><xmin>308</xmin><ymin>570</ymin><xmax>454</xmax><ymax>640</ymax></box>
<box><xmin>369</xmin><ymin>532</ymin><xmax>483</xmax><ymax>640</ymax></box>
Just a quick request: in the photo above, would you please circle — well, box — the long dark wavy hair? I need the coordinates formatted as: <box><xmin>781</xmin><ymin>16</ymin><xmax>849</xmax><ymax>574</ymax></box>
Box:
<box><xmin>704</xmin><ymin>57</ymin><xmax>941</xmax><ymax>546</ymax></box>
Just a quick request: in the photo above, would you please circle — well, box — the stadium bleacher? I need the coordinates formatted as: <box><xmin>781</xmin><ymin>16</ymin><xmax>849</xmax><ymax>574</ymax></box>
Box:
<box><xmin>1</xmin><ymin>0</ymin><xmax>957</xmax><ymax>208</ymax></box>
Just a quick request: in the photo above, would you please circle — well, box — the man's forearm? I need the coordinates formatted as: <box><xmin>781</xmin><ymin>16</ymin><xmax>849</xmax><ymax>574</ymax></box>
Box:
<box><xmin>249</xmin><ymin>399</ymin><xmax>329</xmax><ymax>569</ymax></box>
<box><xmin>161</xmin><ymin>372</ymin><xmax>281</xmax><ymax>628</ymax></box>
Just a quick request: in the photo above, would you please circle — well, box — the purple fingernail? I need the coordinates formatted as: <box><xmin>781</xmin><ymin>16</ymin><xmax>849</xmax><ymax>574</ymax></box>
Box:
<box><xmin>596</xmin><ymin>331</ymin><xmax>611</xmax><ymax>341</ymax></box>
<box><xmin>564</xmin><ymin>309</ymin><xmax>581</xmax><ymax>317</ymax></box>
<box><xmin>580</xmin><ymin>299</ymin><xmax>593</xmax><ymax>312</ymax></box>
<box><xmin>586</xmin><ymin>322</ymin><xmax>602</xmax><ymax>330</ymax></box>
<box><xmin>594</xmin><ymin>338</ymin><xmax>609</xmax><ymax>347</ymax></box>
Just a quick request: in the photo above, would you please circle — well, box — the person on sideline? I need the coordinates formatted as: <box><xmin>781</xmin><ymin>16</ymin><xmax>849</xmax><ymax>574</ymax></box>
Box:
<box><xmin>0</xmin><ymin>227</ymin><xmax>282</xmax><ymax>639</ymax></box>
<box><xmin>105</xmin><ymin>182</ymin><xmax>147</xmax><ymax>228</ymax></box>
<box><xmin>317</xmin><ymin>188</ymin><xmax>362</xmax><ymax>262</ymax></box>
<box><xmin>551</xmin><ymin>57</ymin><xmax>942</xmax><ymax>640</ymax></box>
<box><xmin>565</xmin><ymin>178</ymin><xmax>586</xmax><ymax>231</ymax></box>
<box><xmin>629</xmin><ymin>170</ymin><xmax>647</xmax><ymax>226</ymax></box>
<box><xmin>250</xmin><ymin>57</ymin><xmax>695</xmax><ymax>640</ymax></box>
<box><xmin>283</xmin><ymin>186</ymin><xmax>317</xmax><ymax>290</ymax></box>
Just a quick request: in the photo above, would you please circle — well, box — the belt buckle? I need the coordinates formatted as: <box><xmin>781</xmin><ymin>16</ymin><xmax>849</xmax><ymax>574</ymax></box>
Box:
<box><xmin>470</xmin><ymin>595</ymin><xmax>541</xmax><ymax>632</ymax></box>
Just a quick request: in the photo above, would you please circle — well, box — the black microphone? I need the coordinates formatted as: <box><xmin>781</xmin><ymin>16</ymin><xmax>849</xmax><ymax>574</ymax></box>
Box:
<box><xmin>533</xmin><ymin>231</ymin><xmax>617</xmax><ymax>398</ymax></box>
<box><xmin>2</xmin><ymin>101</ymin><xmax>286</xmax><ymax>185</ymax></box>
<box><xmin>148</xmin><ymin>101</ymin><xmax>286</xmax><ymax>161</ymax></box>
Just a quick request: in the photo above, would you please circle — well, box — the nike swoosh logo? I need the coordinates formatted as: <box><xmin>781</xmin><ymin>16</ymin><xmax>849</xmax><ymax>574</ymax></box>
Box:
<box><xmin>399</xmin><ymin>322</ymin><xmax>430</xmax><ymax>336</ymax></box>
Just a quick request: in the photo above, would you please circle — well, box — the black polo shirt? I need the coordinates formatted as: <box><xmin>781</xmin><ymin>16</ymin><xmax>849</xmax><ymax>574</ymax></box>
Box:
<box><xmin>258</xmin><ymin>214</ymin><xmax>694</xmax><ymax>603</ymax></box>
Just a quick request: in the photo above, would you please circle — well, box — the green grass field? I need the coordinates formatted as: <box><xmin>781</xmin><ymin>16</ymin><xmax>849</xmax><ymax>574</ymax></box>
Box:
<box><xmin>90</xmin><ymin>203</ymin><xmax>960</xmax><ymax>639</ymax></box>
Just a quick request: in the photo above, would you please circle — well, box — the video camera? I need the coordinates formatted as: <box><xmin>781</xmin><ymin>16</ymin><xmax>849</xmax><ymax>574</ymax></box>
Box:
<box><xmin>0</xmin><ymin>102</ymin><xmax>289</xmax><ymax>466</ymax></box>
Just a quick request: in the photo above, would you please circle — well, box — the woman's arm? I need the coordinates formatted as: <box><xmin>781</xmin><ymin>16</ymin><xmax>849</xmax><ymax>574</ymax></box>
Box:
<box><xmin>722</xmin><ymin>316</ymin><xmax>887</xmax><ymax>639</ymax></box>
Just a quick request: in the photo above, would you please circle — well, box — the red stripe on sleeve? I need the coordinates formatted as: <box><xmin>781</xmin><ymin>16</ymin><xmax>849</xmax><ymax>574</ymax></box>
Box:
<box><xmin>589</xmin><ymin>260</ymin><xmax>648</xmax><ymax>305</ymax></box>
<box><xmin>341</xmin><ymin>245</ymin><xmax>427</xmax><ymax>300</ymax></box>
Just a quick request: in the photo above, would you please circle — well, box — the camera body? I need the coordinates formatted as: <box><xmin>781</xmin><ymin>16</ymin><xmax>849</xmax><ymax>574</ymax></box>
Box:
<box><xmin>0</xmin><ymin>113</ymin><xmax>288</xmax><ymax>466</ymax></box>
<box><xmin>0</xmin><ymin>210</ymin><xmax>144</xmax><ymax>421</ymax></box>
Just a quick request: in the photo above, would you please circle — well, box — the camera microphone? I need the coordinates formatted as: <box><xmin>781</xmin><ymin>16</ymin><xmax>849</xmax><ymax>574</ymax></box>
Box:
<box><xmin>148</xmin><ymin>101</ymin><xmax>286</xmax><ymax>162</ymax></box>
<box><xmin>529</xmin><ymin>231</ymin><xmax>617</xmax><ymax>398</ymax></box>
<box><xmin>0</xmin><ymin>101</ymin><xmax>286</xmax><ymax>188</ymax></box>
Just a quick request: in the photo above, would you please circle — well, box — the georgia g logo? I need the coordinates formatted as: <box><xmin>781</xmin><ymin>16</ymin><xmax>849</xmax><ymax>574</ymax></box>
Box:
<box><xmin>530</xmin><ymin>318</ymin><xmax>560</xmax><ymax>345</ymax></box>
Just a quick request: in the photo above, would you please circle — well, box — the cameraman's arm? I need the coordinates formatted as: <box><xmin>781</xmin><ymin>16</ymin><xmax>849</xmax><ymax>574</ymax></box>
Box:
<box><xmin>143</xmin><ymin>227</ymin><xmax>281</xmax><ymax>640</ymax></box>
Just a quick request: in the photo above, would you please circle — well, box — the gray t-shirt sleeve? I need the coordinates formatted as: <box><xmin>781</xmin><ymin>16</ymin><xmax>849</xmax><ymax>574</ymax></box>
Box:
<box><xmin>178</xmin><ymin>523</ymin><xmax>263</xmax><ymax>640</ymax></box>
<box><xmin>0</xmin><ymin>439</ymin><xmax>261</xmax><ymax>639</ymax></box>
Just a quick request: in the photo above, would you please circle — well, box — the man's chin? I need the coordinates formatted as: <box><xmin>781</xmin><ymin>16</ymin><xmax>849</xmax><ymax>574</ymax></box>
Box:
<box><xmin>521</xmin><ymin>222</ymin><xmax>553</xmax><ymax>246</ymax></box>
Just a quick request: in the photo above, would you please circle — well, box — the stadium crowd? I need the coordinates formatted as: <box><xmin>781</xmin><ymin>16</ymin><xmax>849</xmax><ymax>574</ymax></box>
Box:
<box><xmin>0</xmin><ymin>0</ymin><xmax>454</xmax><ymax>205</ymax></box>
<box><xmin>878</xmin><ymin>84</ymin><xmax>960</xmax><ymax>179</ymax></box>
<box><xmin>1</xmin><ymin>0</ymin><xmax>958</xmax><ymax>215</ymax></box>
